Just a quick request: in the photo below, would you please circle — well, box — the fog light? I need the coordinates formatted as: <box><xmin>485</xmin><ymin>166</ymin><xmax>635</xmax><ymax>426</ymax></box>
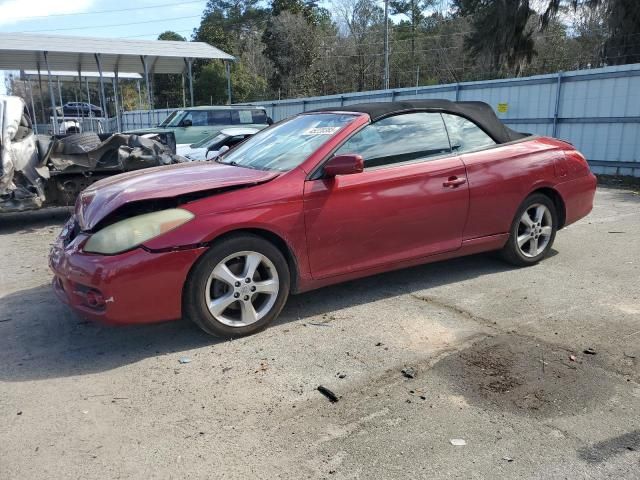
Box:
<box><xmin>73</xmin><ymin>284</ymin><xmax>106</xmax><ymax>310</ymax></box>
<box><xmin>85</xmin><ymin>290</ymin><xmax>105</xmax><ymax>309</ymax></box>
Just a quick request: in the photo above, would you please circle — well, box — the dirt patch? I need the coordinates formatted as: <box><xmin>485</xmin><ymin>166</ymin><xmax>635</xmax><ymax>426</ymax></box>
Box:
<box><xmin>433</xmin><ymin>334</ymin><xmax>622</xmax><ymax>418</ymax></box>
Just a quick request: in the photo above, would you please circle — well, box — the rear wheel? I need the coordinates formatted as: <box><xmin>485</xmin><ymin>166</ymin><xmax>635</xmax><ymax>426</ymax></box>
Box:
<box><xmin>184</xmin><ymin>234</ymin><xmax>290</xmax><ymax>337</ymax></box>
<box><xmin>500</xmin><ymin>193</ymin><xmax>557</xmax><ymax>266</ymax></box>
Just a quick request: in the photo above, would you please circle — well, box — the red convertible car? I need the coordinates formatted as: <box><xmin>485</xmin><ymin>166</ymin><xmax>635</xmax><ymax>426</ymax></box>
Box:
<box><xmin>50</xmin><ymin>100</ymin><xmax>596</xmax><ymax>336</ymax></box>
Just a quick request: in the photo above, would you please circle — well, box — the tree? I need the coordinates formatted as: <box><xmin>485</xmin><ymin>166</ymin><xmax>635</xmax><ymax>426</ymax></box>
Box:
<box><xmin>543</xmin><ymin>0</ymin><xmax>640</xmax><ymax>65</ymax></box>
<box><xmin>333</xmin><ymin>0</ymin><xmax>385</xmax><ymax>90</ymax></box>
<box><xmin>262</xmin><ymin>12</ymin><xmax>320</xmax><ymax>97</ymax></box>
<box><xmin>453</xmin><ymin>0</ymin><xmax>536</xmax><ymax>76</ymax></box>
<box><xmin>390</xmin><ymin>0</ymin><xmax>435</xmax><ymax>64</ymax></box>
<box><xmin>154</xmin><ymin>31</ymin><xmax>187</xmax><ymax>108</ymax></box>
<box><xmin>158</xmin><ymin>31</ymin><xmax>187</xmax><ymax>41</ymax></box>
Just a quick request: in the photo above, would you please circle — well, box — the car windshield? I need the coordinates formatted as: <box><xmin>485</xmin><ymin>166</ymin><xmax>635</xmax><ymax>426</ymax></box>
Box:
<box><xmin>191</xmin><ymin>133</ymin><xmax>226</xmax><ymax>149</ymax></box>
<box><xmin>218</xmin><ymin>113</ymin><xmax>356</xmax><ymax>172</ymax></box>
<box><xmin>159</xmin><ymin>110</ymin><xmax>186</xmax><ymax>127</ymax></box>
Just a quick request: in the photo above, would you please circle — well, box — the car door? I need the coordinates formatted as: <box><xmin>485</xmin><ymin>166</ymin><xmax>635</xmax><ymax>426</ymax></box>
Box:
<box><xmin>441</xmin><ymin>113</ymin><xmax>526</xmax><ymax>240</ymax></box>
<box><xmin>303</xmin><ymin>112</ymin><xmax>469</xmax><ymax>280</ymax></box>
<box><xmin>176</xmin><ymin>110</ymin><xmax>213</xmax><ymax>144</ymax></box>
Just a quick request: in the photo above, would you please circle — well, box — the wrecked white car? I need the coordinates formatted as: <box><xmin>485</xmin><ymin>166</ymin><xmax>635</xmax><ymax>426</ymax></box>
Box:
<box><xmin>0</xmin><ymin>95</ymin><xmax>183</xmax><ymax>213</ymax></box>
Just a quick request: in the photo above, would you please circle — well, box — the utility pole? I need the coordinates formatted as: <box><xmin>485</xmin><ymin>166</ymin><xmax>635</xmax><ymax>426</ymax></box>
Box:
<box><xmin>383</xmin><ymin>0</ymin><xmax>390</xmax><ymax>90</ymax></box>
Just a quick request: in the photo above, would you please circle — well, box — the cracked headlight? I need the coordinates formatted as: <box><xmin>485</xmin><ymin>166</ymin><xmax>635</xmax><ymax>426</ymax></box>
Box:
<box><xmin>84</xmin><ymin>208</ymin><xmax>194</xmax><ymax>255</ymax></box>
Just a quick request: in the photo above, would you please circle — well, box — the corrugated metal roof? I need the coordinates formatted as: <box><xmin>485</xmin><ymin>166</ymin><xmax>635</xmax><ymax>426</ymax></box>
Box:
<box><xmin>23</xmin><ymin>70</ymin><xmax>142</xmax><ymax>81</ymax></box>
<box><xmin>0</xmin><ymin>33</ymin><xmax>234</xmax><ymax>74</ymax></box>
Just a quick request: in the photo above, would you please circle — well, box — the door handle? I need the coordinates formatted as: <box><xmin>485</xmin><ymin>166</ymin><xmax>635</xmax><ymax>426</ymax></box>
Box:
<box><xmin>443</xmin><ymin>176</ymin><xmax>467</xmax><ymax>188</ymax></box>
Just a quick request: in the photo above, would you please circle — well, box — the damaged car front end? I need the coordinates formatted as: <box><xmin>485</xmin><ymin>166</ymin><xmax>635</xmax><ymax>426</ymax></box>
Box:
<box><xmin>49</xmin><ymin>161</ymin><xmax>281</xmax><ymax>324</ymax></box>
<box><xmin>0</xmin><ymin>95</ymin><xmax>184</xmax><ymax>213</ymax></box>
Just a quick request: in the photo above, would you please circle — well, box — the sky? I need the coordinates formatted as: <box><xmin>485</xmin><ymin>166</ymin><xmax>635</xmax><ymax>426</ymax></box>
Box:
<box><xmin>0</xmin><ymin>0</ymin><xmax>450</xmax><ymax>95</ymax></box>
<box><xmin>0</xmin><ymin>0</ymin><xmax>210</xmax><ymax>93</ymax></box>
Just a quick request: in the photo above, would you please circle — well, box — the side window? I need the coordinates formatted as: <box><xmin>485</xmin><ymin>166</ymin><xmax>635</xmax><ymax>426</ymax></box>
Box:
<box><xmin>335</xmin><ymin>112</ymin><xmax>451</xmax><ymax>168</ymax></box>
<box><xmin>250</xmin><ymin>109</ymin><xmax>268</xmax><ymax>124</ymax></box>
<box><xmin>183</xmin><ymin>110</ymin><xmax>209</xmax><ymax>126</ymax></box>
<box><xmin>207</xmin><ymin>110</ymin><xmax>232</xmax><ymax>126</ymax></box>
<box><xmin>442</xmin><ymin>114</ymin><xmax>496</xmax><ymax>153</ymax></box>
<box><xmin>231</xmin><ymin>109</ymin><xmax>268</xmax><ymax>124</ymax></box>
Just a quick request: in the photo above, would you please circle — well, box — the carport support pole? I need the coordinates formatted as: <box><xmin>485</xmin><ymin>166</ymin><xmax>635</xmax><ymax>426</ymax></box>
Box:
<box><xmin>57</xmin><ymin>76</ymin><xmax>64</xmax><ymax>117</ymax></box>
<box><xmin>225</xmin><ymin>60</ymin><xmax>232</xmax><ymax>105</ymax></box>
<box><xmin>86</xmin><ymin>78</ymin><xmax>94</xmax><ymax>132</ymax></box>
<box><xmin>36</xmin><ymin>65</ymin><xmax>45</xmax><ymax>126</ymax></box>
<box><xmin>187</xmin><ymin>58</ymin><xmax>194</xmax><ymax>107</ymax></box>
<box><xmin>181</xmin><ymin>73</ymin><xmax>186</xmax><ymax>108</ymax></box>
<box><xmin>26</xmin><ymin>78</ymin><xmax>38</xmax><ymax>134</ymax></box>
<box><xmin>94</xmin><ymin>53</ymin><xmax>108</xmax><ymax>123</ymax></box>
<box><xmin>43</xmin><ymin>51</ymin><xmax>58</xmax><ymax>134</ymax></box>
<box><xmin>141</xmin><ymin>55</ymin><xmax>152</xmax><ymax>109</ymax></box>
<box><xmin>77</xmin><ymin>67</ymin><xmax>83</xmax><ymax>119</ymax></box>
<box><xmin>136</xmin><ymin>80</ymin><xmax>142</xmax><ymax>110</ymax></box>
<box><xmin>112</xmin><ymin>72</ymin><xmax>122</xmax><ymax>132</ymax></box>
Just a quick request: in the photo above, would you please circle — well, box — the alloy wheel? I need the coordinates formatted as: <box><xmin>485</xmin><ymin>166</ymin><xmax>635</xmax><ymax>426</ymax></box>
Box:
<box><xmin>516</xmin><ymin>203</ymin><xmax>553</xmax><ymax>258</ymax></box>
<box><xmin>204</xmin><ymin>251</ymin><xmax>280</xmax><ymax>327</ymax></box>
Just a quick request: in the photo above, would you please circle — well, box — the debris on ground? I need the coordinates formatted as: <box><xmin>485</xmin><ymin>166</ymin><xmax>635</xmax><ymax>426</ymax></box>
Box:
<box><xmin>0</xmin><ymin>318</ymin><xmax>12</xmax><ymax>323</ymax></box>
<box><xmin>401</xmin><ymin>367</ymin><xmax>416</xmax><ymax>379</ymax></box>
<box><xmin>337</xmin><ymin>373</ymin><xmax>346</xmax><ymax>379</ymax></box>
<box><xmin>583</xmin><ymin>348</ymin><xmax>597</xmax><ymax>355</ymax></box>
<box><xmin>307</xmin><ymin>322</ymin><xmax>333</xmax><ymax>327</ymax></box>
<box><xmin>317</xmin><ymin>385</ymin><xmax>339</xmax><ymax>403</ymax></box>
<box><xmin>179</xmin><ymin>357</ymin><xmax>191</xmax><ymax>364</ymax></box>
<box><xmin>255</xmin><ymin>362</ymin><xmax>268</xmax><ymax>373</ymax></box>
<box><xmin>375</xmin><ymin>342</ymin><xmax>384</xmax><ymax>347</ymax></box>
<box><xmin>16</xmin><ymin>411</ymin><xmax>22</xmax><ymax>416</ymax></box>
<box><xmin>502</xmin><ymin>456</ymin><xmax>514</xmax><ymax>462</ymax></box>
<box><xmin>569</xmin><ymin>355</ymin><xmax>577</xmax><ymax>362</ymax></box>
<box><xmin>450</xmin><ymin>439</ymin><xmax>466</xmax><ymax>446</ymax></box>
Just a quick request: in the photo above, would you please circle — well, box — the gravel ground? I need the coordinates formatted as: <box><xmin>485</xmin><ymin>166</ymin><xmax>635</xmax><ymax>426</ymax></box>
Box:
<box><xmin>0</xmin><ymin>187</ymin><xmax>639</xmax><ymax>479</ymax></box>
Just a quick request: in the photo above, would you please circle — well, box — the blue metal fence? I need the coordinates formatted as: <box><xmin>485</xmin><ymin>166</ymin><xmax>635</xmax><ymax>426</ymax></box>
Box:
<box><xmin>242</xmin><ymin>63</ymin><xmax>640</xmax><ymax>177</ymax></box>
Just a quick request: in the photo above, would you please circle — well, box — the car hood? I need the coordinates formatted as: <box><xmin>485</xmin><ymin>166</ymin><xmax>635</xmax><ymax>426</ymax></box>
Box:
<box><xmin>76</xmin><ymin>162</ymin><xmax>279</xmax><ymax>230</ymax></box>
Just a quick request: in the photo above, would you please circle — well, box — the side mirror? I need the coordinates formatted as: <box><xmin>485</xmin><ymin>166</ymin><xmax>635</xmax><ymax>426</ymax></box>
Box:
<box><xmin>181</xmin><ymin>119</ymin><xmax>193</xmax><ymax>127</ymax></box>
<box><xmin>324</xmin><ymin>154</ymin><xmax>364</xmax><ymax>177</ymax></box>
<box><xmin>266</xmin><ymin>116</ymin><xmax>274</xmax><ymax>125</ymax></box>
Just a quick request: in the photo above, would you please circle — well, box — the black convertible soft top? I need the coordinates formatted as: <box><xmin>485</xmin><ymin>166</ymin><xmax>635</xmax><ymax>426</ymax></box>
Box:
<box><xmin>311</xmin><ymin>99</ymin><xmax>527</xmax><ymax>144</ymax></box>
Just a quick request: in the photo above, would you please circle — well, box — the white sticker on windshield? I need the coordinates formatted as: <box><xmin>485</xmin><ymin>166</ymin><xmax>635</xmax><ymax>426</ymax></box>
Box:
<box><xmin>303</xmin><ymin>127</ymin><xmax>341</xmax><ymax>135</ymax></box>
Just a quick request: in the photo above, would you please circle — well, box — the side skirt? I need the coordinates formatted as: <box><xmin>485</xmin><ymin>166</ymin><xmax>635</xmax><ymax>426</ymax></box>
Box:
<box><xmin>295</xmin><ymin>233</ymin><xmax>509</xmax><ymax>293</ymax></box>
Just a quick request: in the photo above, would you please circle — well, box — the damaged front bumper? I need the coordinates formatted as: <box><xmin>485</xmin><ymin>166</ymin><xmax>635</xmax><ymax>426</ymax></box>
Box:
<box><xmin>49</xmin><ymin>217</ymin><xmax>206</xmax><ymax>325</ymax></box>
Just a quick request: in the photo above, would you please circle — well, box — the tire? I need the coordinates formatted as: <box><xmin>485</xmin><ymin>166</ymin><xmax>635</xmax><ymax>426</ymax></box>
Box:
<box><xmin>59</xmin><ymin>132</ymin><xmax>101</xmax><ymax>154</ymax></box>
<box><xmin>184</xmin><ymin>234</ymin><xmax>291</xmax><ymax>337</ymax></box>
<box><xmin>500</xmin><ymin>193</ymin><xmax>558</xmax><ymax>267</ymax></box>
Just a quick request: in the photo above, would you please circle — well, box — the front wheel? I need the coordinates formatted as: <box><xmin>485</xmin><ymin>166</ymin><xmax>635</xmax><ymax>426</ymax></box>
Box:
<box><xmin>184</xmin><ymin>234</ymin><xmax>290</xmax><ymax>337</ymax></box>
<box><xmin>500</xmin><ymin>193</ymin><xmax>558</xmax><ymax>266</ymax></box>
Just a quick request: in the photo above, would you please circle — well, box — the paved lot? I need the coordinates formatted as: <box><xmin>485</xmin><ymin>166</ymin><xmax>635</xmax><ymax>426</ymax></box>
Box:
<box><xmin>1</xmin><ymin>187</ymin><xmax>639</xmax><ymax>479</ymax></box>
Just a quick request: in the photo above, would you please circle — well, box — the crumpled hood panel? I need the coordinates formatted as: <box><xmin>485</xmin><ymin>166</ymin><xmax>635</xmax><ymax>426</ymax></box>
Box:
<box><xmin>77</xmin><ymin>161</ymin><xmax>279</xmax><ymax>230</ymax></box>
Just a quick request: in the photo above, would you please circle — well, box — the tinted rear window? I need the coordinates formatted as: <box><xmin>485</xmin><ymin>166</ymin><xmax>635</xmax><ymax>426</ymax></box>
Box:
<box><xmin>207</xmin><ymin>110</ymin><xmax>232</xmax><ymax>125</ymax></box>
<box><xmin>231</xmin><ymin>109</ymin><xmax>268</xmax><ymax>125</ymax></box>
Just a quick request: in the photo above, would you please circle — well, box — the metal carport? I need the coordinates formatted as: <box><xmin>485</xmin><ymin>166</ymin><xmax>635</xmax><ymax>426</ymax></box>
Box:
<box><xmin>22</xmin><ymin>70</ymin><xmax>143</xmax><ymax>133</ymax></box>
<box><xmin>0</xmin><ymin>33</ymin><xmax>234</xmax><ymax>132</ymax></box>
